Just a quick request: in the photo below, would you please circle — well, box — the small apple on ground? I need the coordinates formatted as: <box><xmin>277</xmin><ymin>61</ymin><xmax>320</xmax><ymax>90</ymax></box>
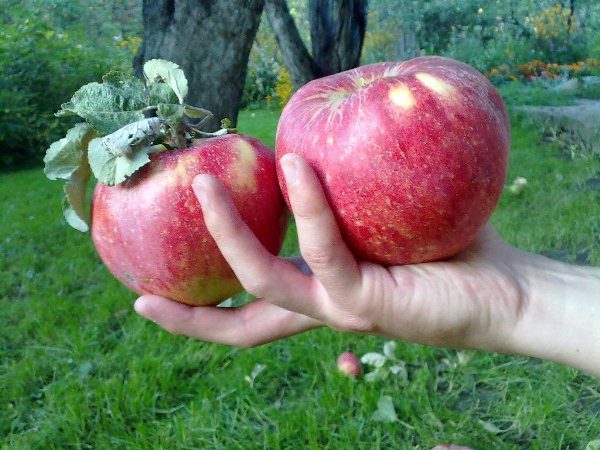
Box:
<box><xmin>276</xmin><ymin>56</ymin><xmax>510</xmax><ymax>265</ymax></box>
<box><xmin>337</xmin><ymin>352</ymin><xmax>361</xmax><ymax>378</ymax></box>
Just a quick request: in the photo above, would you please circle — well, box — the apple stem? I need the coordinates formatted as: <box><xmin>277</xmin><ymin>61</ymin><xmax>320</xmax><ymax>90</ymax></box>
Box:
<box><xmin>192</xmin><ymin>128</ymin><xmax>236</xmax><ymax>138</ymax></box>
<box><xmin>175</xmin><ymin>124</ymin><xmax>187</xmax><ymax>150</ymax></box>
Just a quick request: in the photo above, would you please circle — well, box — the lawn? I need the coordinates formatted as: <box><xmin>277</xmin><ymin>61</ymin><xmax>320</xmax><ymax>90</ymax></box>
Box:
<box><xmin>1</xmin><ymin>104</ymin><xmax>599</xmax><ymax>449</ymax></box>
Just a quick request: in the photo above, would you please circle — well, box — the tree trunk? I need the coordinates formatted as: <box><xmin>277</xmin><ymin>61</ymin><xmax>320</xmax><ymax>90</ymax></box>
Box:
<box><xmin>309</xmin><ymin>0</ymin><xmax>367</xmax><ymax>77</ymax></box>
<box><xmin>134</xmin><ymin>0</ymin><xmax>264</xmax><ymax>130</ymax></box>
<box><xmin>265</xmin><ymin>0</ymin><xmax>367</xmax><ymax>90</ymax></box>
<box><xmin>264</xmin><ymin>0</ymin><xmax>317</xmax><ymax>89</ymax></box>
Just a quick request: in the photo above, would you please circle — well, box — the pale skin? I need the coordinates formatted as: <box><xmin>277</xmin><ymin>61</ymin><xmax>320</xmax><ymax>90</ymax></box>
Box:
<box><xmin>135</xmin><ymin>153</ymin><xmax>600</xmax><ymax>377</ymax></box>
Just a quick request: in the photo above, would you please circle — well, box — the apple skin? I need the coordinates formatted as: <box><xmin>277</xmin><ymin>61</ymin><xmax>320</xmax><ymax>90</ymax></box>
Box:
<box><xmin>91</xmin><ymin>134</ymin><xmax>288</xmax><ymax>306</ymax></box>
<box><xmin>276</xmin><ymin>56</ymin><xmax>510</xmax><ymax>265</ymax></box>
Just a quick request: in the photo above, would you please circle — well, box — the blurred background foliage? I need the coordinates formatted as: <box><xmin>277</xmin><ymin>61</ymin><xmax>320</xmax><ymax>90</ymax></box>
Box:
<box><xmin>0</xmin><ymin>0</ymin><xmax>140</xmax><ymax>167</ymax></box>
<box><xmin>2</xmin><ymin>0</ymin><xmax>600</xmax><ymax>168</ymax></box>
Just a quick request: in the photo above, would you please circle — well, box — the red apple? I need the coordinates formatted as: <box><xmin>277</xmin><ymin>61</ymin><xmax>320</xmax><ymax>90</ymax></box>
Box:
<box><xmin>91</xmin><ymin>134</ymin><xmax>287</xmax><ymax>306</ymax></box>
<box><xmin>276</xmin><ymin>56</ymin><xmax>509</xmax><ymax>265</ymax></box>
<box><xmin>337</xmin><ymin>352</ymin><xmax>361</xmax><ymax>378</ymax></box>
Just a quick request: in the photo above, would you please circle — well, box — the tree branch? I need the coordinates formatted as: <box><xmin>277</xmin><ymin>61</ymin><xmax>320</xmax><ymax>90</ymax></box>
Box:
<box><xmin>265</xmin><ymin>0</ymin><xmax>317</xmax><ymax>90</ymax></box>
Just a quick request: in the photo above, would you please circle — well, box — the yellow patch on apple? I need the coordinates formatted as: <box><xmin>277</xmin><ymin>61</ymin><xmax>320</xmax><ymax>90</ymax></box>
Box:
<box><xmin>229</xmin><ymin>138</ymin><xmax>258</xmax><ymax>192</ymax></box>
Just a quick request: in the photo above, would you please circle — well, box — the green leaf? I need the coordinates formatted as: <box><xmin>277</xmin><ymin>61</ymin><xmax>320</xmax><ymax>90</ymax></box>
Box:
<box><xmin>44</xmin><ymin>123</ymin><xmax>97</xmax><ymax>180</ymax></box>
<box><xmin>102</xmin><ymin>71</ymin><xmax>147</xmax><ymax>102</ymax></box>
<box><xmin>148</xmin><ymin>83</ymin><xmax>179</xmax><ymax>105</ymax></box>
<box><xmin>88</xmin><ymin>137</ymin><xmax>152</xmax><ymax>186</ymax></box>
<box><xmin>56</xmin><ymin>78</ymin><xmax>147</xmax><ymax>135</ymax></box>
<box><xmin>143</xmin><ymin>59</ymin><xmax>188</xmax><ymax>104</ymax></box>
<box><xmin>586</xmin><ymin>440</ymin><xmax>600</xmax><ymax>450</ymax></box>
<box><xmin>157</xmin><ymin>103</ymin><xmax>185</xmax><ymax>124</ymax></box>
<box><xmin>62</xmin><ymin>162</ymin><xmax>91</xmax><ymax>232</ymax></box>
<box><xmin>371</xmin><ymin>396</ymin><xmax>398</xmax><ymax>423</ymax></box>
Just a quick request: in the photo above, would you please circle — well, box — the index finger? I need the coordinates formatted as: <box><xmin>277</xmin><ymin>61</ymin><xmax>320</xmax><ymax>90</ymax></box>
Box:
<box><xmin>279</xmin><ymin>153</ymin><xmax>362</xmax><ymax>297</ymax></box>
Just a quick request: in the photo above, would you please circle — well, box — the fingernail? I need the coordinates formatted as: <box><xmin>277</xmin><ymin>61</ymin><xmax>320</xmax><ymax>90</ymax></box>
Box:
<box><xmin>193</xmin><ymin>174</ymin><xmax>211</xmax><ymax>208</ymax></box>
<box><xmin>281</xmin><ymin>154</ymin><xmax>299</xmax><ymax>185</ymax></box>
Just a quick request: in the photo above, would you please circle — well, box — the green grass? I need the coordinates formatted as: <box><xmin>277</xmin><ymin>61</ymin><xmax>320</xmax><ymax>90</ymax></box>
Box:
<box><xmin>1</xmin><ymin>106</ymin><xmax>599</xmax><ymax>449</ymax></box>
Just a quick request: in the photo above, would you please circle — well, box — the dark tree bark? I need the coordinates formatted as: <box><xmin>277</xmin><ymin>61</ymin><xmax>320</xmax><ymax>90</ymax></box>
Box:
<box><xmin>309</xmin><ymin>0</ymin><xmax>367</xmax><ymax>77</ymax></box>
<box><xmin>265</xmin><ymin>0</ymin><xmax>367</xmax><ymax>90</ymax></box>
<box><xmin>567</xmin><ymin>0</ymin><xmax>576</xmax><ymax>32</ymax></box>
<box><xmin>264</xmin><ymin>0</ymin><xmax>318</xmax><ymax>89</ymax></box>
<box><xmin>134</xmin><ymin>0</ymin><xmax>264</xmax><ymax>130</ymax></box>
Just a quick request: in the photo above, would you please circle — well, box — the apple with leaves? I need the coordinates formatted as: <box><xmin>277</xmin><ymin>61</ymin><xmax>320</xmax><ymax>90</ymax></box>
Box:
<box><xmin>275</xmin><ymin>56</ymin><xmax>510</xmax><ymax>265</ymax></box>
<box><xmin>44</xmin><ymin>60</ymin><xmax>287</xmax><ymax>305</ymax></box>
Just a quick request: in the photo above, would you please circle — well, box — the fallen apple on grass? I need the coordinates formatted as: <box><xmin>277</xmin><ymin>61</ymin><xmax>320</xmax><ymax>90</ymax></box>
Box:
<box><xmin>44</xmin><ymin>60</ymin><xmax>287</xmax><ymax>305</ymax></box>
<box><xmin>276</xmin><ymin>56</ymin><xmax>510</xmax><ymax>265</ymax></box>
<box><xmin>337</xmin><ymin>352</ymin><xmax>362</xmax><ymax>378</ymax></box>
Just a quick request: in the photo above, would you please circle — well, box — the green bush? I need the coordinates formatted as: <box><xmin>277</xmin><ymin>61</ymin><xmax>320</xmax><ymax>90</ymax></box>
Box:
<box><xmin>0</xmin><ymin>7</ymin><xmax>136</xmax><ymax>168</ymax></box>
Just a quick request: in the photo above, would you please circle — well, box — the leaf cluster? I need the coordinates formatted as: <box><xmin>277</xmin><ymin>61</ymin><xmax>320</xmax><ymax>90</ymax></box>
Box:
<box><xmin>42</xmin><ymin>59</ymin><xmax>211</xmax><ymax>232</ymax></box>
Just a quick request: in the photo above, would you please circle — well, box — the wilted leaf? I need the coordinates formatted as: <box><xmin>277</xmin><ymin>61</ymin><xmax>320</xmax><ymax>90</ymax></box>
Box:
<box><xmin>44</xmin><ymin>123</ymin><xmax>97</xmax><ymax>180</ymax></box>
<box><xmin>478</xmin><ymin>419</ymin><xmax>516</xmax><ymax>434</ymax></box>
<box><xmin>389</xmin><ymin>363</ymin><xmax>408</xmax><ymax>385</ymax></box>
<box><xmin>383</xmin><ymin>341</ymin><xmax>397</xmax><ymax>360</ymax></box>
<box><xmin>364</xmin><ymin>369</ymin><xmax>388</xmax><ymax>383</ymax></box>
<box><xmin>144</xmin><ymin>59</ymin><xmax>188</xmax><ymax>104</ymax></box>
<box><xmin>456</xmin><ymin>351</ymin><xmax>472</xmax><ymax>366</ymax></box>
<box><xmin>361</xmin><ymin>352</ymin><xmax>387</xmax><ymax>368</ymax></box>
<box><xmin>245</xmin><ymin>363</ymin><xmax>266</xmax><ymax>387</ymax></box>
<box><xmin>372</xmin><ymin>396</ymin><xmax>398</xmax><ymax>423</ymax></box>
<box><xmin>62</xmin><ymin>161</ymin><xmax>91</xmax><ymax>232</ymax></box>
<box><xmin>101</xmin><ymin>118</ymin><xmax>162</xmax><ymax>157</ymax></box>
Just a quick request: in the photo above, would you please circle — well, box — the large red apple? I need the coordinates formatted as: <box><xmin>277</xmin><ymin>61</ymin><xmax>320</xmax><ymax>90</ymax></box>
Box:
<box><xmin>91</xmin><ymin>134</ymin><xmax>287</xmax><ymax>305</ymax></box>
<box><xmin>276</xmin><ymin>56</ymin><xmax>510</xmax><ymax>265</ymax></box>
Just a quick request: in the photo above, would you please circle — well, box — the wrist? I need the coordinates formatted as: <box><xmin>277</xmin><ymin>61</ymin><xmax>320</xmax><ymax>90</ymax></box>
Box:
<box><xmin>507</xmin><ymin>252</ymin><xmax>600</xmax><ymax>376</ymax></box>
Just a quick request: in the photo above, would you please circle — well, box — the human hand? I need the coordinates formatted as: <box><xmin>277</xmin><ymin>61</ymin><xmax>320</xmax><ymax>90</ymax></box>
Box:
<box><xmin>135</xmin><ymin>154</ymin><xmax>600</xmax><ymax>375</ymax></box>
